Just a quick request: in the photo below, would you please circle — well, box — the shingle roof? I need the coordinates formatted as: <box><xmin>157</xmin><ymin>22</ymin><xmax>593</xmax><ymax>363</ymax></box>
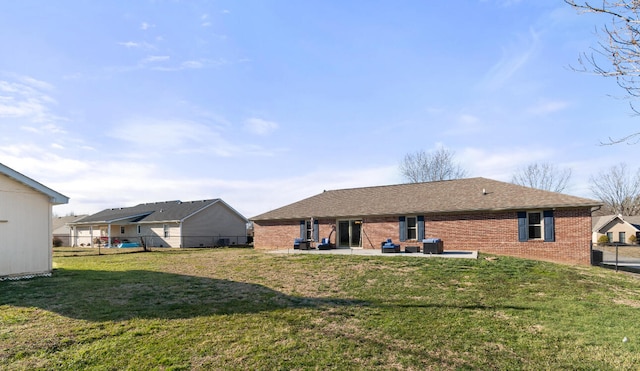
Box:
<box><xmin>71</xmin><ymin>199</ymin><xmax>222</xmax><ymax>224</ymax></box>
<box><xmin>52</xmin><ymin>215</ymin><xmax>88</xmax><ymax>233</ymax></box>
<box><xmin>251</xmin><ymin>177</ymin><xmax>601</xmax><ymax>221</ymax></box>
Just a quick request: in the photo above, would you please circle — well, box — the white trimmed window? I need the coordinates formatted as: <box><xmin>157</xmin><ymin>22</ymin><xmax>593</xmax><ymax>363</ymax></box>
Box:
<box><xmin>406</xmin><ymin>216</ymin><xmax>417</xmax><ymax>240</ymax></box>
<box><xmin>163</xmin><ymin>224</ymin><xmax>170</xmax><ymax>238</ymax></box>
<box><xmin>120</xmin><ymin>226</ymin><xmax>125</xmax><ymax>234</ymax></box>
<box><xmin>528</xmin><ymin>212</ymin><xmax>543</xmax><ymax>240</ymax></box>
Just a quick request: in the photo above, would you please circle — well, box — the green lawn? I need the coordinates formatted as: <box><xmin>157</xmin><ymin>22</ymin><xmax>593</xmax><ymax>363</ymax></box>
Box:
<box><xmin>2</xmin><ymin>248</ymin><xmax>639</xmax><ymax>370</ymax></box>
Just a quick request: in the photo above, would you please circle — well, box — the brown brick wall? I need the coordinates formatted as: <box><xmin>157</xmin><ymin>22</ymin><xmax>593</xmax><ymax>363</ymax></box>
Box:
<box><xmin>253</xmin><ymin>207</ymin><xmax>593</xmax><ymax>265</ymax></box>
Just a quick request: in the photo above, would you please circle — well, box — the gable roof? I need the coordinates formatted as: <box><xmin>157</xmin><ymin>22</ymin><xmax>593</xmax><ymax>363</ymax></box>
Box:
<box><xmin>71</xmin><ymin>199</ymin><xmax>247</xmax><ymax>225</ymax></box>
<box><xmin>251</xmin><ymin>177</ymin><xmax>601</xmax><ymax>221</ymax></box>
<box><xmin>592</xmin><ymin>214</ymin><xmax>640</xmax><ymax>233</ymax></box>
<box><xmin>52</xmin><ymin>215</ymin><xmax>88</xmax><ymax>234</ymax></box>
<box><xmin>0</xmin><ymin>163</ymin><xmax>69</xmax><ymax>205</ymax></box>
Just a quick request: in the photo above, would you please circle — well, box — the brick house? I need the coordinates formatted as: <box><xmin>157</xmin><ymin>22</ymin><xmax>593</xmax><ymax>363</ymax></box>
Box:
<box><xmin>251</xmin><ymin>177</ymin><xmax>601</xmax><ymax>265</ymax></box>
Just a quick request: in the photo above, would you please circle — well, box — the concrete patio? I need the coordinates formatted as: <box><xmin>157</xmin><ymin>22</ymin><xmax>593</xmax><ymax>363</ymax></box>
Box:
<box><xmin>268</xmin><ymin>248</ymin><xmax>478</xmax><ymax>259</ymax></box>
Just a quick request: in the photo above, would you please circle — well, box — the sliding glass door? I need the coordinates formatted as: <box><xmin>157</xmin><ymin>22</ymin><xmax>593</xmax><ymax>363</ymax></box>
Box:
<box><xmin>338</xmin><ymin>220</ymin><xmax>362</xmax><ymax>248</ymax></box>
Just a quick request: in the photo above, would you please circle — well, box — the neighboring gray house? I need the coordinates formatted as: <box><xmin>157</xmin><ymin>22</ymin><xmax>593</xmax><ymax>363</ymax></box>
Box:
<box><xmin>68</xmin><ymin>199</ymin><xmax>248</xmax><ymax>248</ymax></box>
<box><xmin>0</xmin><ymin>163</ymin><xmax>69</xmax><ymax>279</ymax></box>
<box><xmin>53</xmin><ymin>215</ymin><xmax>88</xmax><ymax>246</ymax></box>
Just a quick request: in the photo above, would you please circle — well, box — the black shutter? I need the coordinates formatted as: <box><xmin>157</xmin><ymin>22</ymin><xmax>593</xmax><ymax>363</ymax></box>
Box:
<box><xmin>399</xmin><ymin>216</ymin><xmax>406</xmax><ymax>242</ymax></box>
<box><xmin>417</xmin><ymin>216</ymin><xmax>425</xmax><ymax>240</ymax></box>
<box><xmin>517</xmin><ymin>212</ymin><xmax>527</xmax><ymax>242</ymax></box>
<box><xmin>543</xmin><ymin>210</ymin><xmax>555</xmax><ymax>242</ymax></box>
<box><xmin>313</xmin><ymin>219</ymin><xmax>319</xmax><ymax>242</ymax></box>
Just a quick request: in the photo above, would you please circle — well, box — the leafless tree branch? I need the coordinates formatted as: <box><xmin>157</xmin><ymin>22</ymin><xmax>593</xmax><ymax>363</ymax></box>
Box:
<box><xmin>400</xmin><ymin>148</ymin><xmax>468</xmax><ymax>183</ymax></box>
<box><xmin>566</xmin><ymin>0</ymin><xmax>640</xmax><ymax>144</ymax></box>
<box><xmin>590</xmin><ymin>162</ymin><xmax>640</xmax><ymax>215</ymax></box>
<box><xmin>511</xmin><ymin>162</ymin><xmax>572</xmax><ymax>193</ymax></box>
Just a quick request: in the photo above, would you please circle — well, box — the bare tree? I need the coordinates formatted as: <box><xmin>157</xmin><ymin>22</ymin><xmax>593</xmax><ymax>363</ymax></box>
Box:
<box><xmin>590</xmin><ymin>162</ymin><xmax>640</xmax><ymax>215</ymax></box>
<box><xmin>400</xmin><ymin>148</ymin><xmax>468</xmax><ymax>183</ymax></box>
<box><xmin>511</xmin><ymin>162</ymin><xmax>572</xmax><ymax>193</ymax></box>
<box><xmin>566</xmin><ymin>0</ymin><xmax>640</xmax><ymax>144</ymax></box>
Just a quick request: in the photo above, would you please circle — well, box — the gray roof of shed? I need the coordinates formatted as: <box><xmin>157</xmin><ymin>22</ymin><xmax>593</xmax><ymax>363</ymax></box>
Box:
<box><xmin>251</xmin><ymin>177</ymin><xmax>601</xmax><ymax>221</ymax></box>
<box><xmin>70</xmin><ymin>199</ymin><xmax>243</xmax><ymax>224</ymax></box>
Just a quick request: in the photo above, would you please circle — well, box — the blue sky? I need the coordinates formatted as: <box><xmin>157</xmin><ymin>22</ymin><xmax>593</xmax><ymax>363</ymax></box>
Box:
<box><xmin>0</xmin><ymin>0</ymin><xmax>637</xmax><ymax>218</ymax></box>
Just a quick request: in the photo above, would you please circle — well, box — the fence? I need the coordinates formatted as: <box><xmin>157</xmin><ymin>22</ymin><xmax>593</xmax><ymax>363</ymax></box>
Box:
<box><xmin>591</xmin><ymin>242</ymin><xmax>640</xmax><ymax>273</ymax></box>
<box><xmin>66</xmin><ymin>234</ymin><xmax>249</xmax><ymax>248</ymax></box>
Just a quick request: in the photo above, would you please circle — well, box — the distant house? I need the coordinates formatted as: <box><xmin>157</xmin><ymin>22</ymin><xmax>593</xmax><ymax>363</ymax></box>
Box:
<box><xmin>52</xmin><ymin>215</ymin><xmax>88</xmax><ymax>246</ymax></box>
<box><xmin>68</xmin><ymin>199</ymin><xmax>248</xmax><ymax>248</ymax></box>
<box><xmin>592</xmin><ymin>215</ymin><xmax>640</xmax><ymax>244</ymax></box>
<box><xmin>251</xmin><ymin>177</ymin><xmax>602</xmax><ymax>265</ymax></box>
<box><xmin>0</xmin><ymin>163</ymin><xmax>69</xmax><ymax>279</ymax></box>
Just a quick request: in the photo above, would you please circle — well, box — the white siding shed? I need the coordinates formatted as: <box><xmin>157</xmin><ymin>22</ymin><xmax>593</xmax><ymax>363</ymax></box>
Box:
<box><xmin>0</xmin><ymin>163</ymin><xmax>69</xmax><ymax>279</ymax></box>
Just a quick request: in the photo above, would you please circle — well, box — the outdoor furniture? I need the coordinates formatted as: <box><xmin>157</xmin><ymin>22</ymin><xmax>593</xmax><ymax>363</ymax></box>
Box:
<box><xmin>299</xmin><ymin>239</ymin><xmax>312</xmax><ymax>250</ymax></box>
<box><xmin>404</xmin><ymin>245</ymin><xmax>420</xmax><ymax>253</ymax></box>
<box><xmin>293</xmin><ymin>238</ymin><xmax>303</xmax><ymax>249</ymax></box>
<box><xmin>317</xmin><ymin>238</ymin><xmax>332</xmax><ymax>250</ymax></box>
<box><xmin>381</xmin><ymin>239</ymin><xmax>400</xmax><ymax>253</ymax></box>
<box><xmin>423</xmin><ymin>238</ymin><xmax>444</xmax><ymax>254</ymax></box>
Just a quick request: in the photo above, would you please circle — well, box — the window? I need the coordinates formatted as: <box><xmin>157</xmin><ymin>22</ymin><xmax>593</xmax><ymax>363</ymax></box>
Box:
<box><xmin>137</xmin><ymin>225</ymin><xmax>142</xmax><ymax>234</ymax></box>
<box><xmin>619</xmin><ymin>231</ymin><xmax>626</xmax><ymax>244</ymax></box>
<box><xmin>399</xmin><ymin>216</ymin><xmax>424</xmax><ymax>242</ymax></box>
<box><xmin>406</xmin><ymin>217</ymin><xmax>417</xmax><ymax>240</ymax></box>
<box><xmin>518</xmin><ymin>210</ymin><xmax>554</xmax><ymax>242</ymax></box>
<box><xmin>120</xmin><ymin>226</ymin><xmax>125</xmax><ymax>234</ymax></box>
<box><xmin>528</xmin><ymin>212</ymin><xmax>542</xmax><ymax>239</ymax></box>
<box><xmin>607</xmin><ymin>232</ymin><xmax>613</xmax><ymax>243</ymax></box>
<box><xmin>163</xmin><ymin>224</ymin><xmax>170</xmax><ymax>238</ymax></box>
<box><xmin>306</xmin><ymin>221</ymin><xmax>312</xmax><ymax>240</ymax></box>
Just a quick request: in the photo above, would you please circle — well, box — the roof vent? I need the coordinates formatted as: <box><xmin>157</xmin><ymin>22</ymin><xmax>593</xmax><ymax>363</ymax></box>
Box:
<box><xmin>482</xmin><ymin>188</ymin><xmax>487</xmax><ymax>195</ymax></box>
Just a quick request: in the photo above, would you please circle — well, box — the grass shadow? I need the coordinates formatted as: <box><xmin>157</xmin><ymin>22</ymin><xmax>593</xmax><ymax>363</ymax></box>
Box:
<box><xmin>1</xmin><ymin>268</ymin><xmax>368</xmax><ymax>322</ymax></box>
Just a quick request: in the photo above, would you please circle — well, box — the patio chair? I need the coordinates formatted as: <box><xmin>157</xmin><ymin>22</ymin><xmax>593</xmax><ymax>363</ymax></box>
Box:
<box><xmin>381</xmin><ymin>238</ymin><xmax>400</xmax><ymax>253</ymax></box>
<box><xmin>293</xmin><ymin>238</ymin><xmax>303</xmax><ymax>249</ymax></box>
<box><xmin>317</xmin><ymin>238</ymin><xmax>332</xmax><ymax>250</ymax></box>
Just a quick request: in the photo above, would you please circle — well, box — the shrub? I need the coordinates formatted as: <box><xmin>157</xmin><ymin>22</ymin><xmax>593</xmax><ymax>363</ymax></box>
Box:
<box><xmin>629</xmin><ymin>235</ymin><xmax>637</xmax><ymax>244</ymax></box>
<box><xmin>597</xmin><ymin>235</ymin><xmax>609</xmax><ymax>246</ymax></box>
<box><xmin>52</xmin><ymin>237</ymin><xmax>63</xmax><ymax>247</ymax></box>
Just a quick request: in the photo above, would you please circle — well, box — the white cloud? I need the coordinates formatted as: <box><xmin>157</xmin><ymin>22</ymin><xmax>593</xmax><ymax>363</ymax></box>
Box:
<box><xmin>444</xmin><ymin>113</ymin><xmax>485</xmax><ymax>136</ymax></box>
<box><xmin>0</xmin><ymin>76</ymin><xmax>61</xmax><ymax>124</ymax></box>
<box><xmin>49</xmin><ymin>162</ymin><xmax>400</xmax><ymax>218</ymax></box>
<box><xmin>526</xmin><ymin>99</ymin><xmax>569</xmax><ymax>115</ymax></box>
<box><xmin>140</xmin><ymin>22</ymin><xmax>155</xmax><ymax>30</ymax></box>
<box><xmin>201</xmin><ymin>13</ymin><xmax>211</xmax><ymax>27</ymax></box>
<box><xmin>118</xmin><ymin>41</ymin><xmax>154</xmax><ymax>49</ymax></box>
<box><xmin>150</xmin><ymin>59</ymin><xmax>225</xmax><ymax>71</ymax></box>
<box><xmin>181</xmin><ymin>60</ymin><xmax>203</xmax><ymax>69</ymax></box>
<box><xmin>142</xmin><ymin>55</ymin><xmax>170</xmax><ymax>64</ymax></box>
<box><xmin>244</xmin><ymin>118</ymin><xmax>279</xmax><ymax>136</ymax></box>
<box><xmin>108</xmin><ymin>117</ymin><xmax>236</xmax><ymax>156</ymax></box>
<box><xmin>480</xmin><ymin>28</ymin><xmax>541</xmax><ymax>90</ymax></box>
